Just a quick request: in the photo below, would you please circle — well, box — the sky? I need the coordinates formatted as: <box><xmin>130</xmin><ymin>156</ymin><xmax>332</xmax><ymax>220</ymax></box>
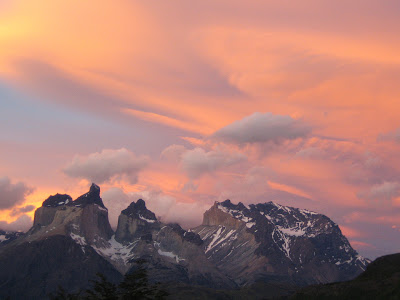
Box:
<box><xmin>1</xmin><ymin>0</ymin><xmax>400</xmax><ymax>259</ymax></box>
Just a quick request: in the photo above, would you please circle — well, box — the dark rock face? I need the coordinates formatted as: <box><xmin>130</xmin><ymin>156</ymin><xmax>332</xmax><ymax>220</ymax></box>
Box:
<box><xmin>42</xmin><ymin>193</ymin><xmax>72</xmax><ymax>207</ymax></box>
<box><xmin>69</xmin><ymin>183</ymin><xmax>106</xmax><ymax>208</ymax></box>
<box><xmin>0</xmin><ymin>235</ymin><xmax>122</xmax><ymax>300</ymax></box>
<box><xmin>193</xmin><ymin>200</ymin><xmax>370</xmax><ymax>287</ymax></box>
<box><xmin>121</xmin><ymin>199</ymin><xmax>157</xmax><ymax>221</ymax></box>
<box><xmin>168</xmin><ymin>223</ymin><xmax>203</xmax><ymax>246</ymax></box>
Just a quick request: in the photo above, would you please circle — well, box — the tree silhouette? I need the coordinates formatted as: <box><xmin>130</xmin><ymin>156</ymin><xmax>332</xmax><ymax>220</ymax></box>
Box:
<box><xmin>49</xmin><ymin>259</ymin><xmax>168</xmax><ymax>299</ymax></box>
<box><xmin>49</xmin><ymin>286</ymin><xmax>81</xmax><ymax>300</ymax></box>
<box><xmin>119</xmin><ymin>259</ymin><xmax>168</xmax><ymax>300</ymax></box>
<box><xmin>84</xmin><ymin>273</ymin><xmax>118</xmax><ymax>300</ymax></box>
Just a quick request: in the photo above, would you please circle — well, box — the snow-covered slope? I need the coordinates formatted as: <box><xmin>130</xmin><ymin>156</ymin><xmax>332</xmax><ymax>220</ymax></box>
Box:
<box><xmin>192</xmin><ymin>200</ymin><xmax>370</xmax><ymax>286</ymax></box>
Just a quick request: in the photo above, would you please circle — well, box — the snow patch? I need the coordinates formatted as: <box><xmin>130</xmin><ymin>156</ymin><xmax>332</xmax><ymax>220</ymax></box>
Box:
<box><xmin>278</xmin><ymin>226</ymin><xmax>306</xmax><ymax>237</ymax></box>
<box><xmin>138</xmin><ymin>215</ymin><xmax>156</xmax><ymax>223</ymax></box>
<box><xmin>96</xmin><ymin>204</ymin><xmax>108</xmax><ymax>212</ymax></box>
<box><xmin>246</xmin><ymin>222</ymin><xmax>256</xmax><ymax>228</ymax></box>
<box><xmin>70</xmin><ymin>233</ymin><xmax>86</xmax><ymax>246</ymax></box>
<box><xmin>157</xmin><ymin>249</ymin><xmax>185</xmax><ymax>263</ymax></box>
<box><xmin>92</xmin><ymin>235</ymin><xmax>138</xmax><ymax>265</ymax></box>
<box><xmin>217</xmin><ymin>204</ymin><xmax>254</xmax><ymax>227</ymax></box>
<box><xmin>205</xmin><ymin>226</ymin><xmax>237</xmax><ymax>254</ymax></box>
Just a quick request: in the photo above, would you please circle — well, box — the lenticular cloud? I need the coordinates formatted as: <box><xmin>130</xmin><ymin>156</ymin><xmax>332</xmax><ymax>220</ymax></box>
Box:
<box><xmin>213</xmin><ymin>112</ymin><xmax>311</xmax><ymax>145</ymax></box>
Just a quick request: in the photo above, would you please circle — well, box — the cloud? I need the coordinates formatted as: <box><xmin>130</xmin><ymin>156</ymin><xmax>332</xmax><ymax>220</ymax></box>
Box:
<box><xmin>102</xmin><ymin>187</ymin><xmax>208</xmax><ymax>229</ymax></box>
<box><xmin>180</xmin><ymin>147</ymin><xmax>247</xmax><ymax>179</ymax></box>
<box><xmin>0</xmin><ymin>214</ymin><xmax>33</xmax><ymax>232</ymax></box>
<box><xmin>212</xmin><ymin>112</ymin><xmax>311</xmax><ymax>145</ymax></box>
<box><xmin>63</xmin><ymin>148</ymin><xmax>149</xmax><ymax>184</ymax></box>
<box><xmin>10</xmin><ymin>205</ymin><xmax>36</xmax><ymax>217</ymax></box>
<box><xmin>378</xmin><ymin>128</ymin><xmax>400</xmax><ymax>143</ymax></box>
<box><xmin>357</xmin><ymin>181</ymin><xmax>400</xmax><ymax>203</ymax></box>
<box><xmin>181</xmin><ymin>180</ymin><xmax>199</xmax><ymax>192</ymax></box>
<box><xmin>101</xmin><ymin>187</ymin><xmax>135</xmax><ymax>228</ymax></box>
<box><xmin>0</xmin><ymin>177</ymin><xmax>34</xmax><ymax>210</ymax></box>
<box><xmin>128</xmin><ymin>189</ymin><xmax>210</xmax><ymax>228</ymax></box>
<box><xmin>160</xmin><ymin>144</ymin><xmax>188</xmax><ymax>162</ymax></box>
<box><xmin>339</xmin><ymin>225</ymin><xmax>364</xmax><ymax>238</ymax></box>
<box><xmin>295</xmin><ymin>147</ymin><xmax>324</xmax><ymax>159</ymax></box>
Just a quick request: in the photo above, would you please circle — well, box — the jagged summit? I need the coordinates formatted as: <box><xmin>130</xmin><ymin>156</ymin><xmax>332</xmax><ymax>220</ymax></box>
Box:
<box><xmin>39</xmin><ymin>184</ymin><xmax>105</xmax><ymax>209</ymax></box>
<box><xmin>218</xmin><ymin>199</ymin><xmax>247</xmax><ymax>210</ymax></box>
<box><xmin>42</xmin><ymin>193</ymin><xmax>72</xmax><ymax>207</ymax></box>
<box><xmin>69</xmin><ymin>183</ymin><xmax>106</xmax><ymax>208</ymax></box>
<box><xmin>121</xmin><ymin>199</ymin><xmax>157</xmax><ymax>222</ymax></box>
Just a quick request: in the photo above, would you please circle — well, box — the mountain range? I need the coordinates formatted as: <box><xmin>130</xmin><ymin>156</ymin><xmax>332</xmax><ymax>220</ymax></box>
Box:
<box><xmin>0</xmin><ymin>183</ymin><xmax>370</xmax><ymax>299</ymax></box>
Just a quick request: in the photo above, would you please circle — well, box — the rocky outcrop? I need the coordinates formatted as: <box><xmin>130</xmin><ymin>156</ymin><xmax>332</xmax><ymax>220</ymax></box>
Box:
<box><xmin>0</xmin><ymin>230</ymin><xmax>24</xmax><ymax>247</ymax></box>
<box><xmin>193</xmin><ymin>200</ymin><xmax>370</xmax><ymax>287</ymax></box>
<box><xmin>33</xmin><ymin>194</ymin><xmax>72</xmax><ymax>227</ymax></box>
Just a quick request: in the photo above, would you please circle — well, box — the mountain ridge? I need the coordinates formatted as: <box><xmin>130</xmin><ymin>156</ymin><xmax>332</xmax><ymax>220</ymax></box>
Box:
<box><xmin>0</xmin><ymin>183</ymin><xmax>370</xmax><ymax>299</ymax></box>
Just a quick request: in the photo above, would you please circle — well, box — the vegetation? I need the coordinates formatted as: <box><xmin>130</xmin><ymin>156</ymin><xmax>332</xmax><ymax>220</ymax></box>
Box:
<box><xmin>49</xmin><ymin>260</ymin><xmax>168</xmax><ymax>300</ymax></box>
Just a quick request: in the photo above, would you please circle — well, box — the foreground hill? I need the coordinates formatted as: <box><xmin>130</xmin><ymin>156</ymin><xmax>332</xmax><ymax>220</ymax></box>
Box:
<box><xmin>0</xmin><ymin>184</ymin><xmax>369</xmax><ymax>299</ymax></box>
<box><xmin>287</xmin><ymin>252</ymin><xmax>400</xmax><ymax>299</ymax></box>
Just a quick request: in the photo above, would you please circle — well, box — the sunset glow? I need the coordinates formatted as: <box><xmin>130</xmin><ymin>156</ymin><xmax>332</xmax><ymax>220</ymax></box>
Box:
<box><xmin>1</xmin><ymin>0</ymin><xmax>400</xmax><ymax>259</ymax></box>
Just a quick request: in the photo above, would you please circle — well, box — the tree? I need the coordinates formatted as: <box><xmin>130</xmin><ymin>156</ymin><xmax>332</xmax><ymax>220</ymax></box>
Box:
<box><xmin>49</xmin><ymin>259</ymin><xmax>168</xmax><ymax>299</ymax></box>
<box><xmin>118</xmin><ymin>259</ymin><xmax>168</xmax><ymax>300</ymax></box>
<box><xmin>84</xmin><ymin>273</ymin><xmax>118</xmax><ymax>300</ymax></box>
<box><xmin>48</xmin><ymin>286</ymin><xmax>81</xmax><ymax>300</ymax></box>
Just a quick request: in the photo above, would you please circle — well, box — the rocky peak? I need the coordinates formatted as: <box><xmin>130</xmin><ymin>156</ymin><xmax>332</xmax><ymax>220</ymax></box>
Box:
<box><xmin>220</xmin><ymin>199</ymin><xmax>247</xmax><ymax>211</ymax></box>
<box><xmin>69</xmin><ymin>183</ymin><xmax>106</xmax><ymax>208</ymax></box>
<box><xmin>42</xmin><ymin>194</ymin><xmax>72</xmax><ymax>207</ymax></box>
<box><xmin>115</xmin><ymin>199</ymin><xmax>159</xmax><ymax>244</ymax></box>
<box><xmin>121</xmin><ymin>199</ymin><xmax>157</xmax><ymax>222</ymax></box>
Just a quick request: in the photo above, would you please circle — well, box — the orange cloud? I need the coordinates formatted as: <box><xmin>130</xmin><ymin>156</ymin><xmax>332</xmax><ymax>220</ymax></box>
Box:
<box><xmin>1</xmin><ymin>0</ymin><xmax>400</xmax><ymax>259</ymax></box>
<box><xmin>340</xmin><ymin>225</ymin><xmax>365</xmax><ymax>238</ymax></box>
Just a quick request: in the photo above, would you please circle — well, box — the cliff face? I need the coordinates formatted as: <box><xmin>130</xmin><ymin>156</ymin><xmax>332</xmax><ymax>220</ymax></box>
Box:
<box><xmin>193</xmin><ymin>200</ymin><xmax>370</xmax><ymax>286</ymax></box>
